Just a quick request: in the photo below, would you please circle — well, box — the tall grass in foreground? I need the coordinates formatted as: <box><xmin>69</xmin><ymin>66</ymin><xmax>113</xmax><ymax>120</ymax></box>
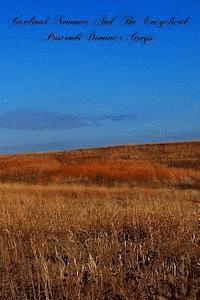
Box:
<box><xmin>0</xmin><ymin>183</ymin><xmax>200</xmax><ymax>299</ymax></box>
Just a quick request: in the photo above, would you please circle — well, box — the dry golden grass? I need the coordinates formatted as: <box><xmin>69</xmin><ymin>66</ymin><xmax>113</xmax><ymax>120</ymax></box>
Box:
<box><xmin>0</xmin><ymin>141</ymin><xmax>200</xmax><ymax>299</ymax></box>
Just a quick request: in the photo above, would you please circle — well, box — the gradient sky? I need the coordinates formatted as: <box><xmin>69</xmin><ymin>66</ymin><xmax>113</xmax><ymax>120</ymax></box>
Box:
<box><xmin>0</xmin><ymin>0</ymin><xmax>199</xmax><ymax>153</ymax></box>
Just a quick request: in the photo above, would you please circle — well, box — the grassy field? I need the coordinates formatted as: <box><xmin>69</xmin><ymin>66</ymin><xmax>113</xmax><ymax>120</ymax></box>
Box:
<box><xmin>0</xmin><ymin>141</ymin><xmax>200</xmax><ymax>299</ymax></box>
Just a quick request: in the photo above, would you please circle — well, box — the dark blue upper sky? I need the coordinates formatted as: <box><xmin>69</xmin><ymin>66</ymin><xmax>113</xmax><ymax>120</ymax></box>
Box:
<box><xmin>0</xmin><ymin>0</ymin><xmax>199</xmax><ymax>153</ymax></box>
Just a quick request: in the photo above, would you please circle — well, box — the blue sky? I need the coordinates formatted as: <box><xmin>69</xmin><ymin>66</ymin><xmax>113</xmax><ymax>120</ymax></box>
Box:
<box><xmin>0</xmin><ymin>0</ymin><xmax>199</xmax><ymax>153</ymax></box>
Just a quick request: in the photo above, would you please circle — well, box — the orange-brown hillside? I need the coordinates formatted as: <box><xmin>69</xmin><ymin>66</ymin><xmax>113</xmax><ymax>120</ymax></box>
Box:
<box><xmin>0</xmin><ymin>141</ymin><xmax>199</xmax><ymax>188</ymax></box>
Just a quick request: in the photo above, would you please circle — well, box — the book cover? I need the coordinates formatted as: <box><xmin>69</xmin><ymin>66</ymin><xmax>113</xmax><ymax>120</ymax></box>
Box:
<box><xmin>0</xmin><ymin>1</ymin><xmax>199</xmax><ymax>299</ymax></box>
